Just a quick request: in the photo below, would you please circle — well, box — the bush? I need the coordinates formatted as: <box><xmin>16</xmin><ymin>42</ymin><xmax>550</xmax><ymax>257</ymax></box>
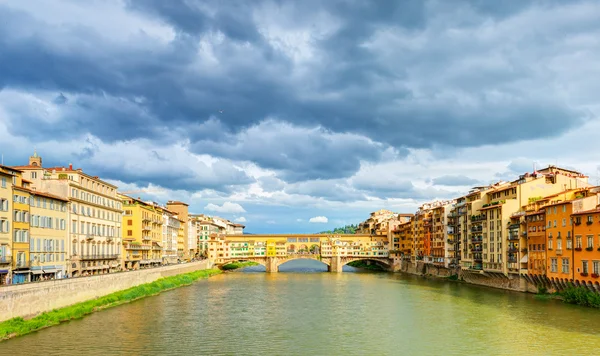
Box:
<box><xmin>560</xmin><ymin>286</ymin><xmax>600</xmax><ymax>308</ymax></box>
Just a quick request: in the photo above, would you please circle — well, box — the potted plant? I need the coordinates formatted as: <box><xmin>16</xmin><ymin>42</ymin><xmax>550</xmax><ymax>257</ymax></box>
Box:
<box><xmin>580</xmin><ymin>272</ymin><xmax>588</xmax><ymax>277</ymax></box>
<box><xmin>575</xmin><ymin>247</ymin><xmax>582</xmax><ymax>251</ymax></box>
<box><xmin>586</xmin><ymin>247</ymin><xmax>594</xmax><ymax>251</ymax></box>
<box><xmin>591</xmin><ymin>273</ymin><xmax>599</xmax><ymax>278</ymax></box>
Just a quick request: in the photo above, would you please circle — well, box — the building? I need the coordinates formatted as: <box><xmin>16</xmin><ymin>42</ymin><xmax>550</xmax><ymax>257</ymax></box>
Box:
<box><xmin>28</xmin><ymin>190</ymin><xmax>69</xmax><ymax>281</ymax></box>
<box><xmin>189</xmin><ymin>216</ymin><xmax>221</xmax><ymax>257</ymax></box>
<box><xmin>0</xmin><ymin>166</ymin><xmax>14</xmax><ymax>284</ymax></box>
<box><xmin>431</xmin><ymin>201</ymin><xmax>454</xmax><ymax>267</ymax></box>
<box><xmin>467</xmin><ymin>166</ymin><xmax>590</xmax><ymax>275</ymax></box>
<box><xmin>570</xmin><ymin>199</ymin><xmax>600</xmax><ymax>285</ymax></box>
<box><xmin>121</xmin><ymin>195</ymin><xmax>164</xmax><ymax>270</ymax></box>
<box><xmin>13</xmin><ymin>152</ymin><xmax>123</xmax><ymax>277</ymax></box>
<box><xmin>413</xmin><ymin>204</ymin><xmax>433</xmax><ymax>263</ymax></box>
<box><xmin>462</xmin><ymin>186</ymin><xmax>491</xmax><ymax>271</ymax></box>
<box><xmin>162</xmin><ymin>210</ymin><xmax>179</xmax><ymax>264</ymax></box>
<box><xmin>11</xmin><ymin>168</ymin><xmax>32</xmax><ymax>284</ymax></box>
<box><xmin>166</xmin><ymin>201</ymin><xmax>191</xmax><ymax>258</ymax></box>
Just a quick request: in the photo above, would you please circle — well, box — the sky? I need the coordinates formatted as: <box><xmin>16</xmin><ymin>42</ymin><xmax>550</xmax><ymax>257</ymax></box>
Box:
<box><xmin>1</xmin><ymin>0</ymin><xmax>600</xmax><ymax>233</ymax></box>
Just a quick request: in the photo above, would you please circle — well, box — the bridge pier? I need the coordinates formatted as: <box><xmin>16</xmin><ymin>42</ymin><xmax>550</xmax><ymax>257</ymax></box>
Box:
<box><xmin>265</xmin><ymin>257</ymin><xmax>278</xmax><ymax>273</ymax></box>
<box><xmin>328</xmin><ymin>255</ymin><xmax>343</xmax><ymax>273</ymax></box>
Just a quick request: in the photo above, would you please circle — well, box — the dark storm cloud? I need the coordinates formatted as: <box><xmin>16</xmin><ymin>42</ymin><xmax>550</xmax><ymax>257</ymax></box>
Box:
<box><xmin>192</xmin><ymin>120</ymin><xmax>390</xmax><ymax>181</ymax></box>
<box><xmin>0</xmin><ymin>0</ymin><xmax>593</xmax><ymax>185</ymax></box>
<box><xmin>432</xmin><ymin>175</ymin><xmax>480</xmax><ymax>187</ymax></box>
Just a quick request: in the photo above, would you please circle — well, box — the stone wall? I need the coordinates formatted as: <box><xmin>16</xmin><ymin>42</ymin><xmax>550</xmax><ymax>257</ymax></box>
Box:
<box><xmin>0</xmin><ymin>260</ymin><xmax>213</xmax><ymax>322</ymax></box>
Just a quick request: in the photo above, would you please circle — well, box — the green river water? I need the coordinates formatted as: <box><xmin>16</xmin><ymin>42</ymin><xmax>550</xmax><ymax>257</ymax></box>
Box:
<box><xmin>3</xmin><ymin>260</ymin><xmax>600</xmax><ymax>355</ymax></box>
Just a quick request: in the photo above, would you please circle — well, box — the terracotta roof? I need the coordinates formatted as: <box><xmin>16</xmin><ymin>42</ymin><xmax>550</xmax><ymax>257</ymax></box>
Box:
<box><xmin>0</xmin><ymin>164</ymin><xmax>23</xmax><ymax>173</ymax></box>
<box><xmin>29</xmin><ymin>189</ymin><xmax>69</xmax><ymax>202</ymax></box>
<box><xmin>167</xmin><ymin>200</ymin><xmax>189</xmax><ymax>206</ymax></box>
<box><xmin>11</xmin><ymin>165</ymin><xmax>41</xmax><ymax>170</ymax></box>
<box><xmin>571</xmin><ymin>208</ymin><xmax>600</xmax><ymax>216</ymax></box>
<box><xmin>22</xmin><ymin>178</ymin><xmax>33</xmax><ymax>183</ymax></box>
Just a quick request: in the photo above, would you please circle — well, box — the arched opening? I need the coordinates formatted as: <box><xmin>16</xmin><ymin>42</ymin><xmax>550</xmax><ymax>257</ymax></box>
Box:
<box><xmin>298</xmin><ymin>244</ymin><xmax>308</xmax><ymax>254</ymax></box>
<box><xmin>343</xmin><ymin>258</ymin><xmax>391</xmax><ymax>271</ymax></box>
<box><xmin>309</xmin><ymin>244</ymin><xmax>320</xmax><ymax>254</ymax></box>
<box><xmin>287</xmin><ymin>244</ymin><xmax>296</xmax><ymax>254</ymax></box>
<box><xmin>278</xmin><ymin>258</ymin><xmax>329</xmax><ymax>272</ymax></box>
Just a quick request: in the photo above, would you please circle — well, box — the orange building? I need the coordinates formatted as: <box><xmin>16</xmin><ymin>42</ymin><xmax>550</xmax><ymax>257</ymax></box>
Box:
<box><xmin>544</xmin><ymin>201</ymin><xmax>574</xmax><ymax>281</ymax></box>
<box><xmin>571</xmin><ymin>208</ymin><xmax>600</xmax><ymax>284</ymax></box>
<box><xmin>545</xmin><ymin>194</ymin><xmax>598</xmax><ymax>282</ymax></box>
<box><xmin>525</xmin><ymin>209</ymin><xmax>546</xmax><ymax>275</ymax></box>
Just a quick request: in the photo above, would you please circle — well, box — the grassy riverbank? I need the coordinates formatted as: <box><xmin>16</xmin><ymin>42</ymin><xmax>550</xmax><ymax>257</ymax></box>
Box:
<box><xmin>346</xmin><ymin>260</ymin><xmax>384</xmax><ymax>271</ymax></box>
<box><xmin>221</xmin><ymin>261</ymin><xmax>260</xmax><ymax>270</ymax></box>
<box><xmin>0</xmin><ymin>268</ymin><xmax>222</xmax><ymax>341</ymax></box>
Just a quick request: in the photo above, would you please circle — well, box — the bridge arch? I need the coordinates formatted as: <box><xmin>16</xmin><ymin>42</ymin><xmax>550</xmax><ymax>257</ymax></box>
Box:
<box><xmin>342</xmin><ymin>257</ymin><xmax>392</xmax><ymax>269</ymax></box>
<box><xmin>275</xmin><ymin>254</ymin><xmax>330</xmax><ymax>268</ymax></box>
<box><xmin>221</xmin><ymin>258</ymin><xmax>268</xmax><ymax>268</ymax></box>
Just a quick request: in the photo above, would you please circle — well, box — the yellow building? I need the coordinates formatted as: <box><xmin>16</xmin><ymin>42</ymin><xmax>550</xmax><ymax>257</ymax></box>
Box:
<box><xmin>28</xmin><ymin>190</ymin><xmax>69</xmax><ymax>281</ymax></box>
<box><xmin>121</xmin><ymin>195</ymin><xmax>164</xmax><ymax>270</ymax></box>
<box><xmin>0</xmin><ymin>166</ymin><xmax>17</xmax><ymax>284</ymax></box>
<box><xmin>14</xmin><ymin>152</ymin><xmax>123</xmax><ymax>277</ymax></box>
<box><xmin>11</xmin><ymin>171</ymin><xmax>32</xmax><ymax>284</ymax></box>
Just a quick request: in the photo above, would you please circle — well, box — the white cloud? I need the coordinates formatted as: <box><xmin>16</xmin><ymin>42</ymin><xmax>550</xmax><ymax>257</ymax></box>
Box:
<box><xmin>204</xmin><ymin>202</ymin><xmax>246</xmax><ymax>213</ymax></box>
<box><xmin>296</xmin><ymin>218</ymin><xmax>303</xmax><ymax>222</ymax></box>
<box><xmin>309</xmin><ymin>216</ymin><xmax>328</xmax><ymax>223</ymax></box>
<box><xmin>235</xmin><ymin>216</ymin><xmax>247</xmax><ymax>223</ymax></box>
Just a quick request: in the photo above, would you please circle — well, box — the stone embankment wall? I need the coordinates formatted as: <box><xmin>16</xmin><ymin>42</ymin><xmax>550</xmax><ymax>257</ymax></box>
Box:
<box><xmin>0</xmin><ymin>260</ymin><xmax>213</xmax><ymax>322</ymax></box>
<box><xmin>398</xmin><ymin>260</ymin><xmax>539</xmax><ymax>293</ymax></box>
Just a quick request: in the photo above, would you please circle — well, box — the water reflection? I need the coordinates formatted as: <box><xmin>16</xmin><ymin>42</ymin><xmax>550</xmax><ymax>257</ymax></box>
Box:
<box><xmin>3</xmin><ymin>259</ymin><xmax>600</xmax><ymax>355</ymax></box>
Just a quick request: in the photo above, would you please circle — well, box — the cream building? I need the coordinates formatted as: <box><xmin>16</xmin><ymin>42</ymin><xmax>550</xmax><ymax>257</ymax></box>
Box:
<box><xmin>162</xmin><ymin>210</ymin><xmax>180</xmax><ymax>263</ymax></box>
<box><xmin>0</xmin><ymin>167</ymin><xmax>14</xmax><ymax>284</ymax></box>
<box><xmin>14</xmin><ymin>152</ymin><xmax>123</xmax><ymax>277</ymax></box>
<box><xmin>28</xmin><ymin>190</ymin><xmax>69</xmax><ymax>280</ymax></box>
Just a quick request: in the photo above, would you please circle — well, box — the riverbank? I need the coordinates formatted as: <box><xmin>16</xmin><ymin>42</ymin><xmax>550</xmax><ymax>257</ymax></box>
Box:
<box><xmin>0</xmin><ymin>268</ymin><xmax>221</xmax><ymax>341</ymax></box>
<box><xmin>221</xmin><ymin>261</ymin><xmax>260</xmax><ymax>270</ymax></box>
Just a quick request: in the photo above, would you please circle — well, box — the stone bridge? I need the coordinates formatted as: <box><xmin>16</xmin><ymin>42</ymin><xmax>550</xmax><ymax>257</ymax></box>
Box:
<box><xmin>206</xmin><ymin>233</ymin><xmax>398</xmax><ymax>273</ymax></box>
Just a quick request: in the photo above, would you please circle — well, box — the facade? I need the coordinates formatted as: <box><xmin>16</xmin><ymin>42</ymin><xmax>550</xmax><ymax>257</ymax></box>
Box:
<box><xmin>0</xmin><ymin>167</ymin><xmax>14</xmax><ymax>284</ymax></box>
<box><xmin>10</xmin><ymin>169</ymin><xmax>32</xmax><ymax>284</ymax></box>
<box><xmin>464</xmin><ymin>166</ymin><xmax>591</xmax><ymax>275</ymax></box>
<box><xmin>162</xmin><ymin>210</ymin><xmax>179</xmax><ymax>264</ymax></box>
<box><xmin>121</xmin><ymin>196</ymin><xmax>164</xmax><ymax>270</ymax></box>
<box><xmin>166</xmin><ymin>201</ymin><xmax>191</xmax><ymax>258</ymax></box>
<box><xmin>571</xmin><ymin>203</ymin><xmax>600</xmax><ymax>284</ymax></box>
<box><xmin>14</xmin><ymin>153</ymin><xmax>123</xmax><ymax>277</ymax></box>
<box><xmin>431</xmin><ymin>201</ymin><xmax>454</xmax><ymax>267</ymax></box>
<box><xmin>189</xmin><ymin>216</ymin><xmax>221</xmax><ymax>257</ymax></box>
<box><xmin>28</xmin><ymin>190</ymin><xmax>69</xmax><ymax>281</ymax></box>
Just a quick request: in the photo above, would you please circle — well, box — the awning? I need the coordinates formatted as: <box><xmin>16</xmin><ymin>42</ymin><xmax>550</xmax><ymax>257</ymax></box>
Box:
<box><xmin>0</xmin><ymin>269</ymin><xmax>8</xmax><ymax>274</ymax></box>
<box><xmin>520</xmin><ymin>255</ymin><xmax>528</xmax><ymax>263</ymax></box>
<box><xmin>13</xmin><ymin>270</ymin><xmax>30</xmax><ymax>274</ymax></box>
<box><xmin>43</xmin><ymin>268</ymin><xmax>57</xmax><ymax>274</ymax></box>
<box><xmin>31</xmin><ymin>270</ymin><xmax>44</xmax><ymax>275</ymax></box>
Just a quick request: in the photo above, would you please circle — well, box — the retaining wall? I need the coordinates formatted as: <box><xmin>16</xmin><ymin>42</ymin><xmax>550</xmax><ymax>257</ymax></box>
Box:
<box><xmin>0</xmin><ymin>260</ymin><xmax>213</xmax><ymax>322</ymax></box>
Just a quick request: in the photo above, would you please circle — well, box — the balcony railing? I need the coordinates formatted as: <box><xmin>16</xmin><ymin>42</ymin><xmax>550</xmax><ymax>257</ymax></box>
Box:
<box><xmin>508</xmin><ymin>235</ymin><xmax>520</xmax><ymax>241</ymax></box>
<box><xmin>16</xmin><ymin>260</ymin><xmax>30</xmax><ymax>268</ymax></box>
<box><xmin>507</xmin><ymin>247</ymin><xmax>519</xmax><ymax>253</ymax></box>
<box><xmin>0</xmin><ymin>256</ymin><xmax>12</xmax><ymax>264</ymax></box>
<box><xmin>79</xmin><ymin>254</ymin><xmax>120</xmax><ymax>260</ymax></box>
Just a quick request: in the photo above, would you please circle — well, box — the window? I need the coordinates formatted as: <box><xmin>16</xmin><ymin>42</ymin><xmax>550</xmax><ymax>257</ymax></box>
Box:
<box><xmin>594</xmin><ymin>261</ymin><xmax>599</xmax><ymax>275</ymax></box>
<box><xmin>582</xmin><ymin>261</ymin><xmax>589</xmax><ymax>274</ymax></box>
<box><xmin>588</xmin><ymin>235</ymin><xmax>594</xmax><ymax>248</ymax></box>
<box><xmin>554</xmin><ymin>207</ymin><xmax>557</xmax><ymax>214</ymax></box>
<box><xmin>563</xmin><ymin>205</ymin><xmax>567</xmax><ymax>213</ymax></box>
<box><xmin>562</xmin><ymin>258</ymin><xmax>569</xmax><ymax>274</ymax></box>
<box><xmin>576</xmin><ymin>235</ymin><xmax>582</xmax><ymax>248</ymax></box>
<box><xmin>588</xmin><ymin>215</ymin><xmax>594</xmax><ymax>223</ymax></box>
<box><xmin>562</xmin><ymin>218</ymin><xmax>566</xmax><ymax>227</ymax></box>
<box><xmin>553</xmin><ymin>220</ymin><xmax>557</xmax><ymax>228</ymax></box>
<box><xmin>127</xmin><ymin>230</ymin><xmax>132</xmax><ymax>236</ymax></box>
<box><xmin>0</xmin><ymin>219</ymin><xmax>8</xmax><ymax>233</ymax></box>
<box><xmin>567</xmin><ymin>239</ymin><xmax>572</xmax><ymax>249</ymax></box>
<box><xmin>128</xmin><ymin>219</ymin><xmax>132</xmax><ymax>226</ymax></box>
<box><xmin>1</xmin><ymin>177</ymin><xmax>5</xmax><ymax>188</ymax></box>
<box><xmin>557</xmin><ymin>239</ymin><xmax>562</xmax><ymax>250</ymax></box>
<box><xmin>548</xmin><ymin>239</ymin><xmax>553</xmax><ymax>249</ymax></box>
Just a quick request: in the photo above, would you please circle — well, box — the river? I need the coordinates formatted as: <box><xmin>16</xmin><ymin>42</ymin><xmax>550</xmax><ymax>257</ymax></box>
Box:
<box><xmin>3</xmin><ymin>260</ymin><xmax>600</xmax><ymax>355</ymax></box>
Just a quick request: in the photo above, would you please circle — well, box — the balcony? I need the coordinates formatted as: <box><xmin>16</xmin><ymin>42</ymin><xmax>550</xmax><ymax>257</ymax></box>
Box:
<box><xmin>79</xmin><ymin>254</ymin><xmax>120</xmax><ymax>260</ymax></box>
<box><xmin>471</xmin><ymin>215</ymin><xmax>486</xmax><ymax>222</ymax></box>
<box><xmin>470</xmin><ymin>226</ymin><xmax>483</xmax><ymax>233</ymax></box>
<box><xmin>507</xmin><ymin>234</ymin><xmax>520</xmax><ymax>241</ymax></box>
<box><xmin>507</xmin><ymin>247</ymin><xmax>519</xmax><ymax>253</ymax></box>
<box><xmin>142</xmin><ymin>235</ymin><xmax>152</xmax><ymax>241</ymax></box>
<box><xmin>471</xmin><ymin>238</ymin><xmax>482</xmax><ymax>243</ymax></box>
<box><xmin>0</xmin><ymin>256</ymin><xmax>12</xmax><ymax>264</ymax></box>
<box><xmin>142</xmin><ymin>226</ymin><xmax>152</xmax><ymax>231</ymax></box>
<box><xmin>555</xmin><ymin>249</ymin><xmax>563</xmax><ymax>256</ymax></box>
